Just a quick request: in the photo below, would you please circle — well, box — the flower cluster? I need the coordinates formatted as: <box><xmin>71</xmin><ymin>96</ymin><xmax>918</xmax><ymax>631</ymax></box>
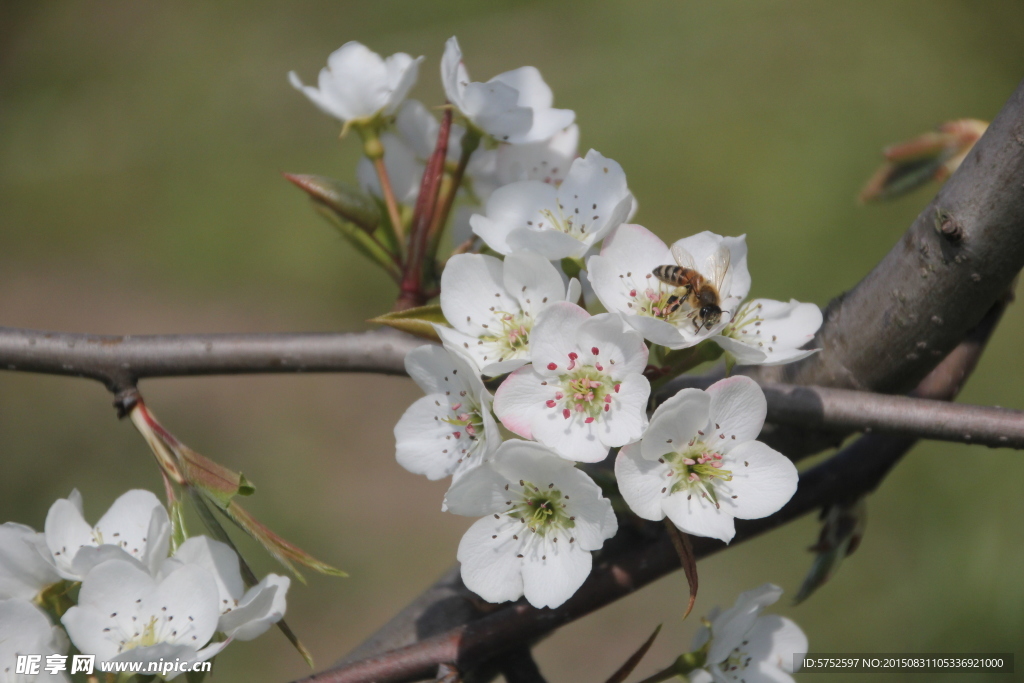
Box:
<box><xmin>291</xmin><ymin>38</ymin><xmax>821</xmax><ymax>611</ymax></box>
<box><xmin>0</xmin><ymin>490</ymin><xmax>288</xmax><ymax>680</ymax></box>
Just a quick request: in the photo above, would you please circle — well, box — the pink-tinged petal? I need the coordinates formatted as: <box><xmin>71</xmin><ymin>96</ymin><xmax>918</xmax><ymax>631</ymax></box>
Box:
<box><xmin>614</xmin><ymin>445</ymin><xmax>671</xmax><ymax>521</ymax></box>
<box><xmin>520</xmin><ymin>539</ymin><xmax>591</xmax><ymax>608</ymax></box>
<box><xmin>443</xmin><ymin>462</ymin><xmax>510</xmax><ymax>517</ymax></box>
<box><xmin>641</xmin><ymin>389</ymin><xmax>711</xmax><ymax>461</ymax></box>
<box><xmin>492</xmin><ymin>366</ymin><xmax>552</xmax><ymax>440</ymax></box>
<box><xmin>718</xmin><ymin>441</ymin><xmax>798</xmax><ymax>520</ymax></box>
<box><xmin>503</xmin><ymin>251</ymin><xmax>567</xmax><ymax>318</ymax></box>
<box><xmin>661</xmin><ymin>489</ymin><xmax>737</xmax><ymax>544</ymax></box>
<box><xmin>506</xmin><ymin>227</ymin><xmax>588</xmax><ymax>260</ymax></box>
<box><xmin>457</xmin><ymin>517</ymin><xmax>525</xmax><ymax>605</ymax></box>
<box><xmin>528</xmin><ymin>302</ymin><xmax>591</xmax><ymax>371</ymax></box>
<box><xmin>595</xmin><ymin>375</ymin><xmax>649</xmax><ymax>448</ymax></box>
<box><xmin>704</xmin><ymin>377</ymin><xmax>767</xmax><ymax>453</ymax></box>
<box><xmin>530</xmin><ymin>411</ymin><xmax>611</xmax><ymax>463</ymax></box>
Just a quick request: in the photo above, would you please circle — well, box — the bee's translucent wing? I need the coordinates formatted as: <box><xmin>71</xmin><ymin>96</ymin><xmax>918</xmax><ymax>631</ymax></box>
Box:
<box><xmin>670</xmin><ymin>243</ymin><xmax>696</xmax><ymax>270</ymax></box>
<box><xmin>706</xmin><ymin>245</ymin><xmax>731</xmax><ymax>291</ymax></box>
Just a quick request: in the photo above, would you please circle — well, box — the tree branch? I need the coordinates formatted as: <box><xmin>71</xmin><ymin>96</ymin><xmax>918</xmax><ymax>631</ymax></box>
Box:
<box><xmin>0</xmin><ymin>327</ymin><xmax>423</xmax><ymax>392</ymax></box>
<box><xmin>295</xmin><ymin>293</ymin><xmax>1007</xmax><ymax>683</ymax></box>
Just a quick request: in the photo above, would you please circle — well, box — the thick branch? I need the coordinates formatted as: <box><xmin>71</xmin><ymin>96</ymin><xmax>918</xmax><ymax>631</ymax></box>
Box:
<box><xmin>0</xmin><ymin>327</ymin><xmax>422</xmax><ymax>392</ymax></box>
<box><xmin>298</xmin><ymin>294</ymin><xmax>1006</xmax><ymax>683</ymax></box>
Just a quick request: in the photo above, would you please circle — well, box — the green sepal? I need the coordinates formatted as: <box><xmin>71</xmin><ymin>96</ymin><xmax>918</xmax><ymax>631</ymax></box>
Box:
<box><xmin>169</xmin><ymin>500</ymin><xmax>190</xmax><ymax>554</ymax></box>
<box><xmin>560</xmin><ymin>257</ymin><xmax>585</xmax><ymax>280</ymax></box>
<box><xmin>285</xmin><ymin>174</ymin><xmax>380</xmax><ymax>232</ymax></box>
<box><xmin>369</xmin><ymin>304</ymin><xmax>448</xmax><ymax>341</ymax></box>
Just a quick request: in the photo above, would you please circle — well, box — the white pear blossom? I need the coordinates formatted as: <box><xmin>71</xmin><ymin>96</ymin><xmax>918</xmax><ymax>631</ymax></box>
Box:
<box><xmin>441</xmin><ymin>36</ymin><xmax>574</xmax><ymax>145</ymax></box>
<box><xmin>715</xmin><ymin>298</ymin><xmax>822</xmax><ymax>366</ymax></box>
<box><xmin>0</xmin><ymin>523</ymin><xmax>60</xmax><ymax>601</ymax></box>
<box><xmin>289</xmin><ymin>42</ymin><xmax>423</xmax><ymax>125</ymax></box>
<box><xmin>0</xmin><ymin>598</ymin><xmax>69</xmax><ymax>682</ymax></box>
<box><xmin>44</xmin><ymin>490</ymin><xmax>170</xmax><ymax>581</ymax></box>
<box><xmin>493</xmin><ymin>302</ymin><xmax>650</xmax><ymax>463</ymax></box>
<box><xmin>162</xmin><ymin>537</ymin><xmax>288</xmax><ymax>641</ymax></box>
<box><xmin>444</xmin><ymin>440</ymin><xmax>617</xmax><ymax>609</ymax></box>
<box><xmin>615</xmin><ymin>376</ymin><xmax>797</xmax><ymax>543</ymax></box>
<box><xmin>689</xmin><ymin>584</ymin><xmax>808</xmax><ymax>683</ymax></box>
<box><xmin>471</xmin><ymin>150</ymin><xmax>634</xmax><ymax>260</ymax></box>
<box><xmin>395</xmin><ymin>345</ymin><xmax>501</xmax><ymax>481</ymax></box>
<box><xmin>437</xmin><ymin>251</ymin><xmax>581</xmax><ymax>376</ymax></box>
<box><xmin>61</xmin><ymin>559</ymin><xmax>227</xmax><ymax>674</ymax></box>
<box><xmin>588</xmin><ymin>223</ymin><xmax>751</xmax><ymax>349</ymax></box>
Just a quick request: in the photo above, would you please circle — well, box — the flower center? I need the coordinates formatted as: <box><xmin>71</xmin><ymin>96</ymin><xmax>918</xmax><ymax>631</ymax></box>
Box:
<box><xmin>535</xmin><ymin>200</ymin><xmax>592</xmax><ymax>240</ymax></box>
<box><xmin>505</xmin><ymin>480</ymin><xmax>575</xmax><ymax>537</ymax></box>
<box><xmin>441</xmin><ymin>402</ymin><xmax>485</xmax><ymax>440</ymax></box>
<box><xmin>616</xmin><ymin>270</ymin><xmax>692</xmax><ymax>324</ymax></box>
<box><xmin>721</xmin><ymin>302</ymin><xmax>774</xmax><ymax>352</ymax></box>
<box><xmin>481</xmin><ymin>309</ymin><xmax>532</xmax><ymax>361</ymax></box>
<box><xmin>544</xmin><ymin>351</ymin><xmax>617</xmax><ymax>423</ymax></box>
<box><xmin>716</xmin><ymin>641</ymin><xmax>754</xmax><ymax>677</ymax></box>
<box><xmin>663</xmin><ymin>442</ymin><xmax>733</xmax><ymax>508</ymax></box>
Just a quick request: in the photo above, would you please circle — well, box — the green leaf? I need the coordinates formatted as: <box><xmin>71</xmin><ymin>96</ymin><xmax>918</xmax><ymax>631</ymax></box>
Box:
<box><xmin>369</xmin><ymin>304</ymin><xmax>448</xmax><ymax>341</ymax></box>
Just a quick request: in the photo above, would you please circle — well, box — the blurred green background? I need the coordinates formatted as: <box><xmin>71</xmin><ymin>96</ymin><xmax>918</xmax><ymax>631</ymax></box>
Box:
<box><xmin>2</xmin><ymin>1</ymin><xmax>1023</xmax><ymax>681</ymax></box>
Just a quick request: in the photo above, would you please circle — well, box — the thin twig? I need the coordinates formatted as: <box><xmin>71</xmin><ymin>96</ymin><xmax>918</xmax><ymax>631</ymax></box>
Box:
<box><xmin>373</xmin><ymin>157</ymin><xmax>407</xmax><ymax>248</ymax></box>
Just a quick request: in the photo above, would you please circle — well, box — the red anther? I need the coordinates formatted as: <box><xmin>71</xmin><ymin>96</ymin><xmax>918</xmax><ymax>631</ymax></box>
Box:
<box><xmin>568</xmin><ymin>352</ymin><xmax>578</xmax><ymax>359</ymax></box>
<box><xmin>585</xmin><ymin>417</ymin><xmax>595</xmax><ymax>423</ymax></box>
<box><xmin>547</xmin><ymin>362</ymin><xmax>558</xmax><ymax>370</ymax></box>
<box><xmin>614</xmin><ymin>383</ymin><xmax>621</xmax><ymax>393</ymax></box>
<box><xmin>629</xmin><ymin>289</ymin><xmax>637</xmax><ymax>297</ymax></box>
<box><xmin>453</xmin><ymin>432</ymin><xmax>461</xmax><ymax>439</ymax></box>
<box><xmin>555</xmin><ymin>392</ymin><xmax>564</xmax><ymax>400</ymax></box>
<box><xmin>451</xmin><ymin>402</ymin><xmax>462</xmax><ymax>411</ymax></box>
<box><xmin>595</xmin><ymin>363</ymin><xmax>604</xmax><ymax>371</ymax></box>
<box><xmin>546</xmin><ymin>400</ymin><xmax>557</xmax><ymax>408</ymax></box>
<box><xmin>562</xmin><ymin>409</ymin><xmax>571</xmax><ymax>419</ymax></box>
<box><xmin>604</xmin><ymin>404</ymin><xmax>610</xmax><ymax>412</ymax></box>
<box><xmin>591</xmin><ymin>347</ymin><xmax>599</xmax><ymax>355</ymax></box>
<box><xmin>604</xmin><ymin>395</ymin><xmax>612</xmax><ymax>403</ymax></box>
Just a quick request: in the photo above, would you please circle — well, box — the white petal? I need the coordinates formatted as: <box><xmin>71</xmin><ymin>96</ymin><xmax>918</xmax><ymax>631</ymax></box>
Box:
<box><xmin>713</xmin><ymin>334</ymin><xmax>770</xmax><ymax>365</ymax></box>
<box><xmin>323</xmin><ymin>42</ymin><xmax>391</xmax><ymax>119</ymax></box>
<box><xmin>94</xmin><ymin>490</ymin><xmax>169</xmax><ymax>568</ymax></box>
<box><xmin>595</xmin><ymin>375</ymin><xmax>650</xmax><ymax>448</ymax></box>
<box><xmin>395</xmin><ymin>394</ymin><xmax>484</xmax><ymax>480</ymax></box>
<box><xmin>506</xmin><ymin>226</ymin><xmax>590</xmax><ymax>260</ymax></box>
<box><xmin>173</xmin><ymin>536</ymin><xmax>244</xmax><ymax>604</ymax></box>
<box><xmin>441</xmin><ymin>37</ymin><xmax>466</xmax><ymax>107</ymax></box>
<box><xmin>689</xmin><ymin>670</ymin><xmax>715</xmax><ymax>683</ymax></box>
<box><xmin>744</xmin><ymin>615</ymin><xmax>808</xmax><ymax>677</ymax></box>
<box><xmin>641</xmin><ymin>388</ymin><xmax>711</xmax><ymax>461</ymax></box>
<box><xmin>614</xmin><ymin>444</ymin><xmax>671</xmax><ymax>521</ymax></box>
<box><xmin>44</xmin><ymin>495</ymin><xmax>96</xmax><ymax>579</ymax></box>
<box><xmin>457</xmin><ymin>517</ymin><xmax>524</xmax><ymax>605</ymax></box>
<box><xmin>0</xmin><ymin>523</ymin><xmax>60</xmax><ymax>600</ymax></box>
<box><xmin>587</xmin><ymin>223</ymin><xmax>673</xmax><ymax>317</ymax></box>
<box><xmin>707</xmin><ymin>583</ymin><xmax>784</xmax><ymax>664</ymax></box>
<box><xmin>718</xmin><ymin>441</ymin><xmax>798</xmax><ymax>520</ymax></box>
<box><xmin>404</xmin><ymin>344</ymin><xmax>485</xmax><ymax>397</ymax></box>
<box><xmin>704</xmin><ymin>376</ymin><xmax>767</xmax><ymax>453</ymax></box>
<box><xmin>576</xmin><ymin>312</ymin><xmax>649</xmax><ymax>377</ymax></box>
<box><xmin>0</xmin><ymin>598</ymin><xmax>68</xmax><ymax>666</ymax></box>
<box><xmin>470</xmin><ymin>181</ymin><xmax>559</xmax><ymax>256</ymax></box>
<box><xmin>440</xmin><ymin>254</ymin><xmax>515</xmax><ymax>338</ymax></box>
<box><xmin>395</xmin><ymin>100</ymin><xmax>441</xmax><ymax>160</ymax></box>
<box><xmin>520</xmin><ymin>538</ymin><xmax>591</xmax><ymax>608</ymax></box>
<box><xmin>720</xmin><ymin>299</ymin><xmax>822</xmax><ymax>367</ymax></box>
<box><xmin>147</xmin><ymin>563</ymin><xmax>220</xmax><ymax>647</ymax></box>
<box><xmin>661</xmin><ymin>488</ymin><xmax>737</xmax><ymax>544</ymax></box>
<box><xmin>528</xmin><ymin>302</ymin><xmax>592</xmax><ymax>373</ymax></box>
<box><xmin>463</xmin><ymin>80</ymin><xmax>532</xmax><ymax>142</ymax></box>
<box><xmin>64</xmin><ymin>559</ymin><xmax>157</xmax><ymax>661</ymax></box>
<box><xmin>289</xmin><ymin>71</ymin><xmax>347</xmax><ymax>120</ymax></box>
<box><xmin>443</xmin><ymin>461</ymin><xmax>510</xmax><ymax>517</ymax></box>
<box><xmin>556</xmin><ymin>150</ymin><xmax>631</xmax><ymax>240</ymax></box>
<box><xmin>503</xmin><ymin>251</ymin><xmax>566</xmax><ymax>319</ymax></box>
<box><xmin>490</xmin><ymin>67</ymin><xmax>574</xmax><ymax>143</ymax></box>
<box><xmin>220</xmin><ymin>574</ymin><xmax>290</xmax><ymax>641</ymax></box>
<box><xmin>496</xmin><ymin>124</ymin><xmax>578</xmax><ymax>186</ymax></box>
<box><xmin>382</xmin><ymin>53</ymin><xmax>423</xmax><ymax>115</ymax></box>
<box><xmin>624</xmin><ymin>313</ymin><xmax>695</xmax><ymax>349</ymax></box>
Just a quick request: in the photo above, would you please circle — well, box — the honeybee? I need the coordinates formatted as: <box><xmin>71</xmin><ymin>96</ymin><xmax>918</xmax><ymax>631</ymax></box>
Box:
<box><xmin>652</xmin><ymin>243</ymin><xmax>731</xmax><ymax>332</ymax></box>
